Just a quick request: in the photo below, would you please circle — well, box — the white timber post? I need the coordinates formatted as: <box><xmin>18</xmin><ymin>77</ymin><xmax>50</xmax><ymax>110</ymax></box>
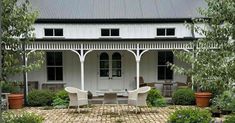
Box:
<box><xmin>81</xmin><ymin>60</ymin><xmax>84</xmax><ymax>90</ymax></box>
<box><xmin>80</xmin><ymin>44</ymin><xmax>85</xmax><ymax>90</ymax></box>
<box><xmin>25</xmin><ymin>56</ymin><xmax>28</xmax><ymax>96</ymax></box>
<box><xmin>136</xmin><ymin>44</ymin><xmax>140</xmax><ymax>89</ymax></box>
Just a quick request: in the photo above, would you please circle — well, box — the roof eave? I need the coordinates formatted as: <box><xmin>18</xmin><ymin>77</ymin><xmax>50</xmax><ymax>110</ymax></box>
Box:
<box><xmin>34</xmin><ymin>18</ymin><xmax>208</xmax><ymax>24</ymax></box>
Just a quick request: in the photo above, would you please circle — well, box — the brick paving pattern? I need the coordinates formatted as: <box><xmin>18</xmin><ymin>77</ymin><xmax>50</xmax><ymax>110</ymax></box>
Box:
<box><xmin>9</xmin><ymin>105</ymin><xmax>224</xmax><ymax>123</ymax></box>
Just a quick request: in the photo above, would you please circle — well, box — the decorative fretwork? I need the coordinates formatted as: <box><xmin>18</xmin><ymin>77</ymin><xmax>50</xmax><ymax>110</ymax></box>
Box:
<box><xmin>5</xmin><ymin>41</ymin><xmax>193</xmax><ymax>50</ymax></box>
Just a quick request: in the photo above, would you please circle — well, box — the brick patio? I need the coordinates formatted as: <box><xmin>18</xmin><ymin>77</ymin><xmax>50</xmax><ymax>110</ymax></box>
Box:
<box><xmin>8</xmin><ymin>105</ymin><xmax>224</xmax><ymax>123</ymax></box>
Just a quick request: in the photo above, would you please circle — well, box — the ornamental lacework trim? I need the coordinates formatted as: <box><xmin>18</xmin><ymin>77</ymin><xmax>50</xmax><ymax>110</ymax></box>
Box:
<box><xmin>5</xmin><ymin>41</ymin><xmax>195</xmax><ymax>50</ymax></box>
<box><xmin>4</xmin><ymin>42</ymin><xmax>218</xmax><ymax>51</ymax></box>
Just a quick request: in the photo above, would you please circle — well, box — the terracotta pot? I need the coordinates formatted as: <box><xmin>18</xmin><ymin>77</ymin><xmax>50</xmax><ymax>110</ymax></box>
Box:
<box><xmin>8</xmin><ymin>94</ymin><xmax>24</xmax><ymax>109</ymax></box>
<box><xmin>195</xmin><ymin>92</ymin><xmax>212</xmax><ymax>107</ymax></box>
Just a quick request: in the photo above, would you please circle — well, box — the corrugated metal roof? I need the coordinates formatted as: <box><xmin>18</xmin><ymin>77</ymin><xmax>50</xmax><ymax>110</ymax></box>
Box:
<box><xmin>30</xmin><ymin>0</ymin><xmax>206</xmax><ymax>19</ymax></box>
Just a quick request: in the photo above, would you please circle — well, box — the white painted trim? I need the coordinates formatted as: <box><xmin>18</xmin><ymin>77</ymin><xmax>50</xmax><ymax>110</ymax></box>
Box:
<box><xmin>84</xmin><ymin>50</ymin><xmax>93</xmax><ymax>59</ymax></box>
<box><xmin>19</xmin><ymin>41</ymin><xmax>193</xmax><ymax>51</ymax></box>
<box><xmin>139</xmin><ymin>49</ymin><xmax>150</xmax><ymax>59</ymax></box>
<box><xmin>70</xmin><ymin>49</ymin><xmax>81</xmax><ymax>58</ymax></box>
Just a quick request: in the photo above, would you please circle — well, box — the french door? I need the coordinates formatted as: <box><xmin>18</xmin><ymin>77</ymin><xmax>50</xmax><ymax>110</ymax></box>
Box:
<box><xmin>97</xmin><ymin>52</ymin><xmax>124</xmax><ymax>90</ymax></box>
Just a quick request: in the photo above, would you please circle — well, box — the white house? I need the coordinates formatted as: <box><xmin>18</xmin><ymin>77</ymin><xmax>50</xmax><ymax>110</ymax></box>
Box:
<box><xmin>10</xmin><ymin>0</ymin><xmax>206</xmax><ymax>96</ymax></box>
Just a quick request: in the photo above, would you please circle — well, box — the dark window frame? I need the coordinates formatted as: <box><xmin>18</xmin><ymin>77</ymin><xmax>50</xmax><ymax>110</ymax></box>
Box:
<box><xmin>157</xmin><ymin>51</ymin><xmax>174</xmax><ymax>80</ymax></box>
<box><xmin>156</xmin><ymin>28</ymin><xmax>175</xmax><ymax>37</ymax></box>
<box><xmin>101</xmin><ymin>28</ymin><xmax>120</xmax><ymax>37</ymax></box>
<box><xmin>46</xmin><ymin>52</ymin><xmax>63</xmax><ymax>81</ymax></box>
<box><xmin>44</xmin><ymin>28</ymin><xmax>64</xmax><ymax>37</ymax></box>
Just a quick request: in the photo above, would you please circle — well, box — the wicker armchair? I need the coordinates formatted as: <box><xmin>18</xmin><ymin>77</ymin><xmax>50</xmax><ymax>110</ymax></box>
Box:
<box><xmin>128</xmin><ymin>86</ymin><xmax>151</xmax><ymax>113</ymax></box>
<box><xmin>65</xmin><ymin>87</ymin><xmax>88</xmax><ymax>113</ymax></box>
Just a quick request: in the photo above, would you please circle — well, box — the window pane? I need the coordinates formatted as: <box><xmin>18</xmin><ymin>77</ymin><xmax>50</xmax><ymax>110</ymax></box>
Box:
<box><xmin>100</xmin><ymin>52</ymin><xmax>109</xmax><ymax>77</ymax></box>
<box><xmin>112</xmin><ymin>52</ymin><xmax>121</xmax><ymax>60</ymax></box>
<box><xmin>100</xmin><ymin>70</ymin><xmax>109</xmax><ymax>77</ymax></box>
<box><xmin>45</xmin><ymin>29</ymin><xmax>53</xmax><ymax>36</ymax></box>
<box><xmin>157</xmin><ymin>28</ymin><xmax>165</xmax><ymax>36</ymax></box>
<box><xmin>47</xmin><ymin>67</ymin><xmax>55</xmax><ymax>80</ymax></box>
<box><xmin>158</xmin><ymin>52</ymin><xmax>166</xmax><ymax>65</ymax></box>
<box><xmin>101</xmin><ymin>29</ymin><xmax>110</xmax><ymax>36</ymax></box>
<box><xmin>56</xmin><ymin>67</ymin><xmax>63</xmax><ymax>80</ymax></box>
<box><xmin>55</xmin><ymin>29</ymin><xmax>63</xmax><ymax>36</ymax></box>
<box><xmin>166</xmin><ymin>51</ymin><xmax>173</xmax><ymax>63</ymax></box>
<box><xmin>112</xmin><ymin>61</ymin><xmax>121</xmax><ymax>68</ymax></box>
<box><xmin>46</xmin><ymin>52</ymin><xmax>55</xmax><ymax>65</ymax></box>
<box><xmin>158</xmin><ymin>66</ymin><xmax>165</xmax><ymax>80</ymax></box>
<box><xmin>166</xmin><ymin>28</ymin><xmax>175</xmax><ymax>36</ymax></box>
<box><xmin>100</xmin><ymin>61</ymin><xmax>109</xmax><ymax>68</ymax></box>
<box><xmin>166</xmin><ymin>67</ymin><xmax>173</xmax><ymax>80</ymax></box>
<box><xmin>55</xmin><ymin>52</ymin><xmax>62</xmax><ymax>65</ymax></box>
<box><xmin>112</xmin><ymin>69</ymin><xmax>121</xmax><ymax>77</ymax></box>
<box><xmin>100</xmin><ymin>53</ymin><xmax>109</xmax><ymax>60</ymax></box>
<box><xmin>111</xmin><ymin>29</ymin><xmax>119</xmax><ymax>36</ymax></box>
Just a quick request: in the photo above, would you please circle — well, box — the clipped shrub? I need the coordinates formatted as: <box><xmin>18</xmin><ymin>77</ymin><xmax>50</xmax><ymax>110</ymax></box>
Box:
<box><xmin>224</xmin><ymin>114</ymin><xmax>235</xmax><ymax>123</ymax></box>
<box><xmin>147</xmin><ymin>88</ymin><xmax>166</xmax><ymax>107</ymax></box>
<box><xmin>172</xmin><ymin>88</ymin><xmax>195</xmax><ymax>105</ymax></box>
<box><xmin>154</xmin><ymin>98</ymin><xmax>167</xmax><ymax>107</ymax></box>
<box><xmin>52</xmin><ymin>90</ymin><xmax>69</xmax><ymax>107</ymax></box>
<box><xmin>3</xmin><ymin>112</ymin><xmax>44</xmax><ymax>123</ymax></box>
<box><xmin>168</xmin><ymin>108</ymin><xmax>212</xmax><ymax>123</ymax></box>
<box><xmin>55</xmin><ymin>90</ymin><xmax>69</xmax><ymax>101</ymax></box>
<box><xmin>28</xmin><ymin>89</ymin><xmax>55</xmax><ymax>106</ymax></box>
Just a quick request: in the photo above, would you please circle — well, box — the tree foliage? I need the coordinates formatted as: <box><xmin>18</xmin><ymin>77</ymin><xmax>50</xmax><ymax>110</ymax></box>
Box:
<box><xmin>1</xmin><ymin>0</ymin><xmax>44</xmax><ymax>79</ymax></box>
<box><xmin>171</xmin><ymin>0</ymin><xmax>235</xmax><ymax>93</ymax></box>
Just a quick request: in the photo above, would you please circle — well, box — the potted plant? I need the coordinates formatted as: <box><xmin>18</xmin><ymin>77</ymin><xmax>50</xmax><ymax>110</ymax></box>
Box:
<box><xmin>194</xmin><ymin>80</ymin><xmax>214</xmax><ymax>107</ymax></box>
<box><xmin>2</xmin><ymin>81</ymin><xmax>24</xmax><ymax>109</ymax></box>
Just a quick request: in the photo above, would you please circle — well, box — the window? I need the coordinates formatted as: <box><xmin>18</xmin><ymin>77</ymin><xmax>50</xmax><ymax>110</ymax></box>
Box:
<box><xmin>45</xmin><ymin>29</ymin><xmax>53</xmax><ymax>36</ymax></box>
<box><xmin>158</xmin><ymin>51</ymin><xmax>173</xmax><ymax>80</ymax></box>
<box><xmin>47</xmin><ymin>52</ymin><xmax>63</xmax><ymax>81</ymax></box>
<box><xmin>44</xmin><ymin>29</ymin><xmax>63</xmax><ymax>37</ymax></box>
<box><xmin>156</xmin><ymin>28</ymin><xmax>175</xmax><ymax>36</ymax></box>
<box><xmin>100</xmin><ymin>53</ymin><xmax>109</xmax><ymax>77</ymax></box>
<box><xmin>101</xmin><ymin>29</ymin><xmax>119</xmax><ymax>37</ymax></box>
<box><xmin>112</xmin><ymin>52</ymin><xmax>122</xmax><ymax>77</ymax></box>
<box><xmin>99</xmin><ymin>52</ymin><xmax>122</xmax><ymax>77</ymax></box>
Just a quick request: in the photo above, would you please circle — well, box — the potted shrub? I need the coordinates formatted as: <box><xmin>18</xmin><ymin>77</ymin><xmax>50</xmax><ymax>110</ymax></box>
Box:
<box><xmin>2</xmin><ymin>81</ymin><xmax>24</xmax><ymax>109</ymax></box>
<box><xmin>193</xmin><ymin>79</ymin><xmax>218</xmax><ymax>107</ymax></box>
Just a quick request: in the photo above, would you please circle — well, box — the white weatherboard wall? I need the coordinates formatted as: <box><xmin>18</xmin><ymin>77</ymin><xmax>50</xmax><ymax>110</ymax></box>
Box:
<box><xmin>8</xmin><ymin>51</ymin><xmax>82</xmax><ymax>89</ymax></box>
<box><xmin>34</xmin><ymin>23</ymin><xmax>194</xmax><ymax>39</ymax></box>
